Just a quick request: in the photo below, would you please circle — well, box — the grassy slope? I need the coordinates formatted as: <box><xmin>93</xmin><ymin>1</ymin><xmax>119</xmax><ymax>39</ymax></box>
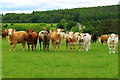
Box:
<box><xmin>2</xmin><ymin>38</ymin><xmax>118</xmax><ymax>78</ymax></box>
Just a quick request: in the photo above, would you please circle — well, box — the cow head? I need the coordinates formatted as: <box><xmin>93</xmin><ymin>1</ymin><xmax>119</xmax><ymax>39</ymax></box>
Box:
<box><xmin>40</xmin><ymin>31</ymin><xmax>49</xmax><ymax>39</ymax></box>
<box><xmin>68</xmin><ymin>31</ymin><xmax>75</xmax><ymax>39</ymax></box>
<box><xmin>78</xmin><ymin>33</ymin><xmax>86</xmax><ymax>41</ymax></box>
<box><xmin>109</xmin><ymin>33</ymin><xmax>118</xmax><ymax>42</ymax></box>
<box><xmin>5</xmin><ymin>28</ymin><xmax>16</xmax><ymax>36</ymax></box>
<box><xmin>55</xmin><ymin>29</ymin><xmax>64</xmax><ymax>35</ymax></box>
<box><xmin>26</xmin><ymin>29</ymin><xmax>35</xmax><ymax>36</ymax></box>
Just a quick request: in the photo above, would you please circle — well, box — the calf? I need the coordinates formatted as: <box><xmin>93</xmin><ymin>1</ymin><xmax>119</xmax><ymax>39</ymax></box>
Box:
<box><xmin>5</xmin><ymin>28</ymin><xmax>27</xmax><ymax>51</ymax></box>
<box><xmin>50</xmin><ymin>29</ymin><xmax>64</xmax><ymax>51</ymax></box>
<box><xmin>78</xmin><ymin>33</ymin><xmax>91</xmax><ymax>51</ymax></box>
<box><xmin>38</xmin><ymin>31</ymin><xmax>50</xmax><ymax>51</ymax></box>
<box><xmin>26</xmin><ymin>29</ymin><xmax>38</xmax><ymax>51</ymax></box>
<box><xmin>2</xmin><ymin>30</ymin><xmax>7</xmax><ymax>39</ymax></box>
<box><xmin>66</xmin><ymin>31</ymin><xmax>77</xmax><ymax>52</ymax></box>
<box><xmin>108</xmin><ymin>33</ymin><xmax>118</xmax><ymax>53</ymax></box>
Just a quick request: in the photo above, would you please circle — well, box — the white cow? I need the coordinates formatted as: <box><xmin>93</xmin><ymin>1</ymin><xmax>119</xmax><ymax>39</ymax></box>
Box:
<box><xmin>78</xmin><ymin>33</ymin><xmax>91</xmax><ymax>51</ymax></box>
<box><xmin>108</xmin><ymin>33</ymin><xmax>118</xmax><ymax>53</ymax></box>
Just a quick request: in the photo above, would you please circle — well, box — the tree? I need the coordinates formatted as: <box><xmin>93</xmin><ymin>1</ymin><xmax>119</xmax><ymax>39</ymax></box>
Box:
<box><xmin>57</xmin><ymin>19</ymin><xmax>67</xmax><ymax>30</ymax></box>
<box><xmin>66</xmin><ymin>21</ymin><xmax>77</xmax><ymax>31</ymax></box>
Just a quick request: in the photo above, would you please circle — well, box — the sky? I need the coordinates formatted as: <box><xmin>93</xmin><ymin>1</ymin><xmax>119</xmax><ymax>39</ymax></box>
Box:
<box><xmin>0</xmin><ymin>0</ymin><xmax>119</xmax><ymax>14</ymax></box>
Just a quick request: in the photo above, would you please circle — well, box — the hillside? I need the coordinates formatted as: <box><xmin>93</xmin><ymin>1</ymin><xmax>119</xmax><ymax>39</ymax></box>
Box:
<box><xmin>2</xmin><ymin>5</ymin><xmax>119</xmax><ymax>23</ymax></box>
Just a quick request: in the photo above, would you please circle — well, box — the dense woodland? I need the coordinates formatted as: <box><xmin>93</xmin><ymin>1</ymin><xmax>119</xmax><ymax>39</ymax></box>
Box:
<box><xmin>2</xmin><ymin>5</ymin><xmax>120</xmax><ymax>36</ymax></box>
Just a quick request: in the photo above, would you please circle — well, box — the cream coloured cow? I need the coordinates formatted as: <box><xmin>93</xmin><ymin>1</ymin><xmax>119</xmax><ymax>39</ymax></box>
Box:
<box><xmin>78</xmin><ymin>33</ymin><xmax>91</xmax><ymax>51</ymax></box>
<box><xmin>108</xmin><ymin>33</ymin><xmax>118</xmax><ymax>53</ymax></box>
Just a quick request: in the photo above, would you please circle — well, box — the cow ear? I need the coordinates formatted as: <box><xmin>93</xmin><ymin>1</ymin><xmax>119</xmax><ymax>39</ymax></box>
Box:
<box><xmin>115</xmin><ymin>35</ymin><xmax>118</xmax><ymax>37</ymax></box>
<box><xmin>61</xmin><ymin>29</ymin><xmax>64</xmax><ymax>31</ymax></box>
<box><xmin>54</xmin><ymin>29</ymin><xmax>57</xmax><ymax>32</ymax></box>
<box><xmin>5</xmin><ymin>29</ymin><xmax>8</xmax><ymax>32</ymax></box>
<box><xmin>84</xmin><ymin>34</ymin><xmax>86</xmax><ymax>36</ymax></box>
<box><xmin>32</xmin><ymin>30</ymin><xmax>35</xmax><ymax>32</ymax></box>
<box><xmin>26</xmin><ymin>30</ymin><xmax>29</xmax><ymax>32</ymax></box>
<box><xmin>41</xmin><ymin>32</ymin><xmax>44</xmax><ymax>34</ymax></box>
<box><xmin>108</xmin><ymin>34</ymin><xmax>111</xmax><ymax>37</ymax></box>
<box><xmin>13</xmin><ymin>29</ymin><xmax>16</xmax><ymax>32</ymax></box>
<box><xmin>67</xmin><ymin>32</ymin><xmax>69</xmax><ymax>34</ymax></box>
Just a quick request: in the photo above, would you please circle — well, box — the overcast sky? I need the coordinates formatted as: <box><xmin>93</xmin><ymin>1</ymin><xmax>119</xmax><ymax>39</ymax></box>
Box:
<box><xmin>0</xmin><ymin>0</ymin><xmax>119</xmax><ymax>14</ymax></box>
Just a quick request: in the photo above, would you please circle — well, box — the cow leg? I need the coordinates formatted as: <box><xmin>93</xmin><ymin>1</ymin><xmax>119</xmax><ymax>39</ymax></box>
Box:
<box><xmin>88</xmin><ymin>42</ymin><xmax>91</xmax><ymax>50</ymax></box>
<box><xmin>39</xmin><ymin>42</ymin><xmax>42</xmax><ymax>51</ymax></box>
<box><xmin>108</xmin><ymin>45</ymin><xmax>112</xmax><ymax>53</ymax></box>
<box><xmin>70</xmin><ymin>44</ymin><xmax>72</xmax><ymax>52</ymax></box>
<box><xmin>79</xmin><ymin>45</ymin><xmax>81</xmax><ymax>51</ymax></box>
<box><xmin>47</xmin><ymin>44</ymin><xmax>49</xmax><ymax>51</ymax></box>
<box><xmin>28</xmin><ymin>44</ymin><xmax>30</xmax><ymax>51</ymax></box>
<box><xmin>33</xmin><ymin>44</ymin><xmax>35</xmax><ymax>51</ymax></box>
<box><xmin>53</xmin><ymin>42</ymin><xmax>56</xmax><ymax>51</ymax></box>
<box><xmin>43</xmin><ymin>43</ymin><xmax>46</xmax><ymax>51</ymax></box>
<box><xmin>66</xmin><ymin>42</ymin><xmax>68</xmax><ymax>51</ymax></box>
<box><xmin>10</xmin><ymin>44</ymin><xmax>12</xmax><ymax>52</ymax></box>
<box><xmin>22</xmin><ymin>42</ymin><xmax>26</xmax><ymax>51</ymax></box>
<box><xmin>73</xmin><ymin>43</ymin><xmax>76</xmax><ymax>52</ymax></box>
<box><xmin>58</xmin><ymin>44</ymin><xmax>60</xmax><ymax>52</ymax></box>
<box><xmin>35</xmin><ymin>44</ymin><xmax>36</xmax><ymax>51</ymax></box>
<box><xmin>86</xmin><ymin>44</ymin><xmax>89</xmax><ymax>52</ymax></box>
<box><xmin>14</xmin><ymin>43</ymin><xmax>17</xmax><ymax>51</ymax></box>
<box><xmin>82</xmin><ymin>46</ymin><xmax>84</xmax><ymax>51</ymax></box>
<box><xmin>112</xmin><ymin>45</ymin><xmax>116</xmax><ymax>53</ymax></box>
<box><xmin>31</xmin><ymin>44</ymin><xmax>33</xmax><ymax>51</ymax></box>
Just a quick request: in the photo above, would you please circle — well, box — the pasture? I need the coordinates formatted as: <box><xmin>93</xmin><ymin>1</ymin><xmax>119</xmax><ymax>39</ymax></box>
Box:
<box><xmin>2</xmin><ymin>37</ymin><xmax>119</xmax><ymax>78</ymax></box>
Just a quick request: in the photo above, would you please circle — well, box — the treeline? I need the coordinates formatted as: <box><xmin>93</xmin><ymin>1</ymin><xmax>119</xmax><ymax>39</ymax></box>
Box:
<box><xmin>2</xmin><ymin>5</ymin><xmax>120</xmax><ymax>37</ymax></box>
<box><xmin>2</xmin><ymin>5</ymin><xmax>119</xmax><ymax>23</ymax></box>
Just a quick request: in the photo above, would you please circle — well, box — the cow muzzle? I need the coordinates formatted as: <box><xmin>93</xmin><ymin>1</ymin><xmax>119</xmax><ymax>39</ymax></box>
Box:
<box><xmin>112</xmin><ymin>40</ymin><xmax>115</xmax><ymax>42</ymax></box>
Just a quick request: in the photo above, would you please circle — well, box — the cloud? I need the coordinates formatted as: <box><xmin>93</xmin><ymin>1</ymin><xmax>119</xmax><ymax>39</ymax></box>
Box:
<box><xmin>0</xmin><ymin>0</ymin><xmax>119</xmax><ymax>14</ymax></box>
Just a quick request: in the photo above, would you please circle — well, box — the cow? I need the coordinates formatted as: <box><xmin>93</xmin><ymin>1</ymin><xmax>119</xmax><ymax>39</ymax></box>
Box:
<box><xmin>2</xmin><ymin>30</ymin><xmax>7</xmax><ymax>39</ymax></box>
<box><xmin>50</xmin><ymin>29</ymin><xmax>64</xmax><ymax>51</ymax></box>
<box><xmin>78</xmin><ymin>33</ymin><xmax>91</xmax><ymax>51</ymax></box>
<box><xmin>5</xmin><ymin>28</ymin><xmax>27</xmax><ymax>51</ymax></box>
<box><xmin>26</xmin><ymin>29</ymin><xmax>38</xmax><ymax>51</ymax></box>
<box><xmin>99</xmin><ymin>35</ymin><xmax>109</xmax><ymax>45</ymax></box>
<box><xmin>38</xmin><ymin>30</ymin><xmax>50</xmax><ymax>51</ymax></box>
<box><xmin>66</xmin><ymin>31</ymin><xmax>77</xmax><ymax>52</ymax></box>
<box><xmin>91</xmin><ymin>34</ymin><xmax>97</xmax><ymax>43</ymax></box>
<box><xmin>107</xmin><ymin>33</ymin><xmax>118</xmax><ymax>53</ymax></box>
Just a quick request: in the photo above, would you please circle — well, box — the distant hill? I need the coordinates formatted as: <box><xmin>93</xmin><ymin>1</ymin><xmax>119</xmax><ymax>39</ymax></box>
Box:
<box><xmin>2</xmin><ymin>5</ymin><xmax>119</xmax><ymax>23</ymax></box>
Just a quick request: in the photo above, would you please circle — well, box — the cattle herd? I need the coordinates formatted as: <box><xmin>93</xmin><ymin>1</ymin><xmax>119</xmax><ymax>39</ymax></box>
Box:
<box><xmin>1</xmin><ymin>28</ymin><xmax>119</xmax><ymax>53</ymax></box>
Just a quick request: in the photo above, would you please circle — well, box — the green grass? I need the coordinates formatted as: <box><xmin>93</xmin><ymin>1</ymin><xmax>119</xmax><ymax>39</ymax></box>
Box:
<box><xmin>2</xmin><ymin>38</ymin><xmax>119</xmax><ymax>78</ymax></box>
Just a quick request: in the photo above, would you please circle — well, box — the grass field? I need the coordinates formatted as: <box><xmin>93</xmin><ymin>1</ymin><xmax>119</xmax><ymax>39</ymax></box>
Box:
<box><xmin>2</xmin><ymin>37</ymin><xmax>119</xmax><ymax>78</ymax></box>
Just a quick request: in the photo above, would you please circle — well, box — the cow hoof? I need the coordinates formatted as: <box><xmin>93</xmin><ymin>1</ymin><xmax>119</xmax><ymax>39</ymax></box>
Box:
<box><xmin>113</xmin><ymin>51</ymin><xmax>115</xmax><ymax>54</ymax></box>
<box><xmin>109</xmin><ymin>51</ymin><xmax>111</xmax><ymax>53</ymax></box>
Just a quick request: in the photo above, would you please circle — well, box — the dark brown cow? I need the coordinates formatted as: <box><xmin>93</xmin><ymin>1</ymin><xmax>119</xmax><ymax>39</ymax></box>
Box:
<box><xmin>2</xmin><ymin>30</ymin><xmax>7</xmax><ymax>39</ymax></box>
<box><xmin>38</xmin><ymin>31</ymin><xmax>50</xmax><ymax>51</ymax></box>
<box><xmin>26</xmin><ymin>29</ymin><xmax>38</xmax><ymax>51</ymax></box>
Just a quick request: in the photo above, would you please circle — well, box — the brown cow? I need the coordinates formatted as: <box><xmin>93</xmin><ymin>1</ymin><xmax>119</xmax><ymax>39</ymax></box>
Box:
<box><xmin>66</xmin><ymin>31</ymin><xmax>77</xmax><ymax>52</ymax></box>
<box><xmin>38</xmin><ymin>31</ymin><xmax>50</xmax><ymax>51</ymax></box>
<box><xmin>99</xmin><ymin>35</ymin><xmax>109</xmax><ymax>45</ymax></box>
<box><xmin>2</xmin><ymin>30</ymin><xmax>7</xmax><ymax>39</ymax></box>
<box><xmin>50</xmin><ymin>29</ymin><xmax>64</xmax><ymax>51</ymax></box>
<box><xmin>5</xmin><ymin>28</ymin><xmax>27</xmax><ymax>51</ymax></box>
<box><xmin>26</xmin><ymin>29</ymin><xmax>38</xmax><ymax>51</ymax></box>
